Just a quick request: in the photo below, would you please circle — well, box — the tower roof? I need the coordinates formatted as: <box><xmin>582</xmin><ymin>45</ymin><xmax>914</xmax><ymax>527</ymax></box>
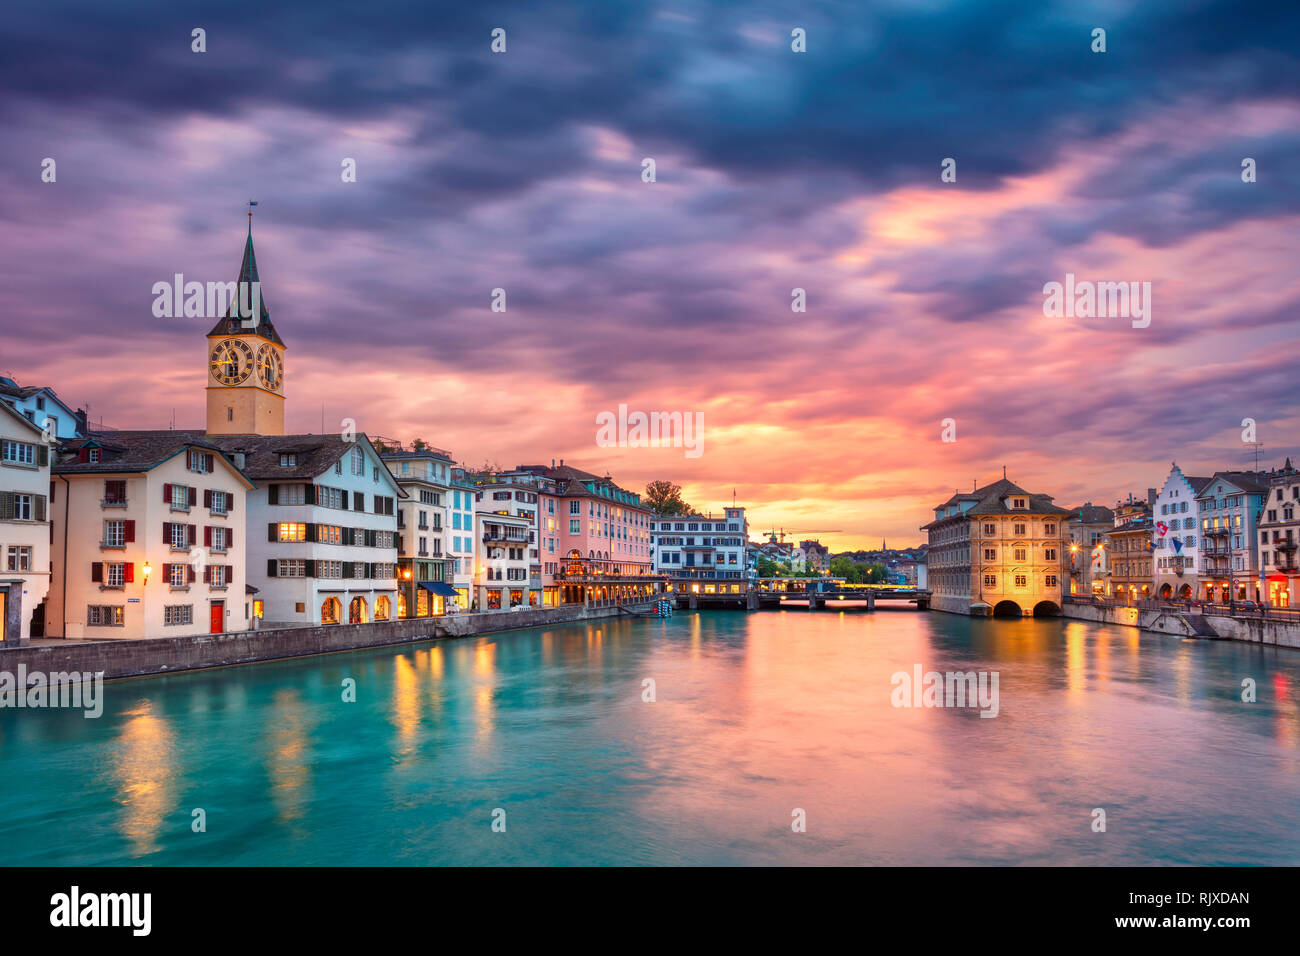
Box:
<box><xmin>206</xmin><ymin>226</ymin><xmax>285</xmax><ymax>346</ymax></box>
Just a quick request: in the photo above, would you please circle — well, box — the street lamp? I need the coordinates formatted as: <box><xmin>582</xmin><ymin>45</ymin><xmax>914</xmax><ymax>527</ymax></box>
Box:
<box><xmin>142</xmin><ymin>561</ymin><xmax>151</xmax><ymax>585</ymax></box>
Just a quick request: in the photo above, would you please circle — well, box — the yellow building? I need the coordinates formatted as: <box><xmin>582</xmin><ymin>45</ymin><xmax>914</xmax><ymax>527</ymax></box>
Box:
<box><xmin>923</xmin><ymin>475</ymin><xmax>1070</xmax><ymax>617</ymax></box>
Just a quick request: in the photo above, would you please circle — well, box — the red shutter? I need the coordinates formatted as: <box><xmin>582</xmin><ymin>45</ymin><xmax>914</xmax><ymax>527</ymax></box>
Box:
<box><xmin>187</xmin><ymin>564</ymin><xmax>196</xmax><ymax>584</ymax></box>
<box><xmin>124</xmin><ymin>520</ymin><xmax>135</xmax><ymax>543</ymax></box>
<box><xmin>188</xmin><ymin>524</ymin><xmax>196</xmax><ymax>546</ymax></box>
<box><xmin>204</xmin><ymin>454</ymin><xmax>214</xmax><ymax>473</ymax></box>
<box><xmin>204</xmin><ymin>489</ymin><xmax>213</xmax><ymax>508</ymax></box>
<box><xmin>203</xmin><ymin>565</ymin><xmax>211</xmax><ymax>585</ymax></box>
<box><xmin>91</xmin><ymin>562</ymin><xmax>103</xmax><ymax>582</ymax></box>
<box><xmin>162</xmin><ymin>522</ymin><xmax>171</xmax><ymax>545</ymax></box>
<box><xmin>204</xmin><ymin>526</ymin><xmax>212</xmax><ymax>547</ymax></box>
<box><xmin>161</xmin><ymin>563</ymin><xmax>171</xmax><ymax>582</ymax></box>
<box><xmin>124</xmin><ymin>563</ymin><xmax>135</xmax><ymax>583</ymax></box>
<box><xmin>227</xmin><ymin>528</ymin><xmax>234</xmax><ymax>548</ymax></box>
<box><xmin>78</xmin><ymin>448</ymin><xmax>89</xmax><ymax>463</ymax></box>
<box><xmin>188</xmin><ymin>486</ymin><xmax>197</xmax><ymax>507</ymax></box>
<box><xmin>227</xmin><ymin>494</ymin><xmax>235</xmax><ymax>513</ymax></box>
<box><xmin>163</xmin><ymin>483</ymin><xmax>171</xmax><ymax>503</ymax></box>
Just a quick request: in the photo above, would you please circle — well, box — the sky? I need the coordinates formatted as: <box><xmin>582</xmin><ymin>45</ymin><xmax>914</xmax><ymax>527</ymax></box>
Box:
<box><xmin>1</xmin><ymin>0</ymin><xmax>1298</xmax><ymax>551</ymax></box>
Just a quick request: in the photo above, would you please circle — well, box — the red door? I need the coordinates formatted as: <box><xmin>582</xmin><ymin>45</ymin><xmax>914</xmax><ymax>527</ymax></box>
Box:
<box><xmin>210</xmin><ymin>601</ymin><xmax>224</xmax><ymax>634</ymax></box>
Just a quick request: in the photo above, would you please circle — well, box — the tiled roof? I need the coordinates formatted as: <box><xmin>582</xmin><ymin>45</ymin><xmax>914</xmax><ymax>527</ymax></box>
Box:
<box><xmin>381</xmin><ymin>448</ymin><xmax>453</xmax><ymax>462</ymax></box>
<box><xmin>925</xmin><ymin>477</ymin><xmax>1068</xmax><ymax>529</ymax></box>
<box><xmin>54</xmin><ymin>431</ymin><xmax>248</xmax><ymax>481</ymax></box>
<box><xmin>1065</xmin><ymin>503</ymin><xmax>1115</xmax><ymax>523</ymax></box>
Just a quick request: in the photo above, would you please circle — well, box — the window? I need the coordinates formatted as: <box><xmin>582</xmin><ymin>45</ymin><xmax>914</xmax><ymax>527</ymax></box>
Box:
<box><xmin>280</xmin><ymin>453</ymin><xmax>297</xmax><ymax>467</ymax></box>
<box><xmin>1013</xmin><ymin>523</ymin><xmax>1026</xmax><ymax>535</ymax></box>
<box><xmin>317</xmin><ymin>561</ymin><xmax>343</xmax><ymax>579</ymax></box>
<box><xmin>168</xmin><ymin>563</ymin><xmax>187</xmax><ymax>587</ymax></box>
<box><xmin>6</xmin><ymin>546</ymin><xmax>32</xmax><ymax>572</ymax></box>
<box><xmin>318</xmin><ymin>525</ymin><xmax>342</xmax><ymax>545</ymax></box>
<box><xmin>170</xmin><ymin>522</ymin><xmax>189</xmax><ymax>550</ymax></box>
<box><xmin>170</xmin><ymin>483</ymin><xmax>190</xmax><ymax>510</ymax></box>
<box><xmin>164</xmin><ymin>605</ymin><xmax>193</xmax><ymax>626</ymax></box>
<box><xmin>103</xmin><ymin>479</ymin><xmax>127</xmax><ymax>505</ymax></box>
<box><xmin>278</xmin><ymin>559</ymin><xmax>306</xmax><ymax>577</ymax></box>
<box><xmin>13</xmin><ymin>494</ymin><xmax>33</xmax><ymax>521</ymax></box>
<box><xmin>103</xmin><ymin>520</ymin><xmax>126</xmax><ymax>548</ymax></box>
<box><xmin>87</xmin><ymin>605</ymin><xmax>124</xmax><ymax>626</ymax></box>
<box><xmin>1013</xmin><ymin>548</ymin><xmax>1027</xmax><ymax>561</ymax></box>
<box><xmin>1012</xmin><ymin>498</ymin><xmax>1026</xmax><ymax>508</ymax></box>
<box><xmin>1045</xmin><ymin>548</ymin><xmax>1057</xmax><ymax>561</ymax></box>
<box><xmin>351</xmin><ymin>448</ymin><xmax>364</xmax><ymax>476</ymax></box>
<box><xmin>1044</xmin><ymin>523</ymin><xmax>1056</xmax><ymax>535</ymax></box>
<box><xmin>1045</xmin><ymin>574</ymin><xmax>1058</xmax><ymax>588</ymax></box>
<box><xmin>279</xmin><ymin>484</ymin><xmax>306</xmax><ymax>505</ymax></box>
<box><xmin>208</xmin><ymin>565</ymin><xmax>228</xmax><ymax>588</ymax></box>
<box><xmin>210</xmin><ymin>490</ymin><xmax>228</xmax><ymax>515</ymax></box>
<box><xmin>983</xmin><ymin>523</ymin><xmax>996</xmax><ymax>535</ymax></box>
<box><xmin>569</xmin><ymin>519</ymin><xmax>580</xmax><ymax>534</ymax></box>
<box><xmin>87</xmin><ymin>448</ymin><xmax>101</xmax><ymax>463</ymax></box>
<box><xmin>317</xmin><ymin>486</ymin><xmax>344</xmax><ymax>509</ymax></box>
<box><xmin>983</xmin><ymin>574</ymin><xmax>996</xmax><ymax>588</ymax></box>
<box><xmin>210</xmin><ymin>526</ymin><xmax>229</xmax><ymax>551</ymax></box>
<box><xmin>106</xmin><ymin>563</ymin><xmax>126</xmax><ymax>587</ymax></box>
<box><xmin>188</xmin><ymin>450</ymin><xmax>212</xmax><ymax>473</ymax></box>
<box><xmin>1</xmin><ymin>440</ymin><xmax>35</xmax><ymax>465</ymax></box>
<box><xmin>1014</xmin><ymin>574</ymin><xmax>1027</xmax><ymax>589</ymax></box>
<box><xmin>279</xmin><ymin>522</ymin><xmax>307</xmax><ymax>542</ymax></box>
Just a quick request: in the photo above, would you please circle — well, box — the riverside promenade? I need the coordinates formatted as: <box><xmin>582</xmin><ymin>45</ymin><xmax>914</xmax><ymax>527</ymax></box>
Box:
<box><xmin>1062</xmin><ymin>595</ymin><xmax>1300</xmax><ymax>649</ymax></box>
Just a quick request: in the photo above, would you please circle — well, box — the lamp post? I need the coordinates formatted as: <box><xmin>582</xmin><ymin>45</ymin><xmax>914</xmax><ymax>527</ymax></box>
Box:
<box><xmin>142</xmin><ymin>561</ymin><xmax>151</xmax><ymax>586</ymax></box>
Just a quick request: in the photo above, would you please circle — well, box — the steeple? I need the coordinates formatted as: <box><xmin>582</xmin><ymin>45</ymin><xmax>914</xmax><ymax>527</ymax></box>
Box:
<box><xmin>205</xmin><ymin>215</ymin><xmax>284</xmax><ymax>345</ymax></box>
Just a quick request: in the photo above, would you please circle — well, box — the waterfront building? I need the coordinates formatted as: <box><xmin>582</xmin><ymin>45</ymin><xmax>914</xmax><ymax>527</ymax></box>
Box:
<box><xmin>48</xmin><ymin>432</ymin><xmax>253</xmax><ymax>638</ymax></box>
<box><xmin>474</xmin><ymin>504</ymin><xmax>532</xmax><ymax>610</ymax></box>
<box><xmin>651</xmin><ymin>506</ymin><xmax>749</xmax><ymax>593</ymax></box>
<box><xmin>1063</xmin><ymin>502</ymin><xmax>1114</xmax><ymax>596</ymax></box>
<box><xmin>921</xmin><ymin>475</ymin><xmax>1069</xmax><ymax>617</ymax></box>
<box><xmin>1196</xmin><ymin>471</ymin><xmax>1275</xmax><ymax>603</ymax></box>
<box><xmin>447</xmin><ymin>471</ymin><xmax>477</xmax><ymax>608</ymax></box>
<box><xmin>479</xmin><ymin>467</ymin><xmax>566</xmax><ymax>605</ymax></box>
<box><xmin>383</xmin><ymin>447</ymin><xmax>457</xmax><ymax>617</ymax></box>
<box><xmin>1105</xmin><ymin>495</ymin><xmax>1154</xmax><ymax>602</ymax></box>
<box><xmin>0</xmin><ymin>401</ymin><xmax>52</xmax><ymax>642</ymax></box>
<box><xmin>800</xmin><ymin>539</ymin><xmax>831</xmax><ymax>573</ymax></box>
<box><xmin>0</xmin><ymin>377</ymin><xmax>86</xmax><ymax>439</ymax></box>
<box><xmin>1151</xmin><ymin>463</ymin><xmax>1212</xmax><ymax>600</ymax></box>
<box><xmin>1257</xmin><ymin>461</ymin><xmax>1299</xmax><ymax>608</ymax></box>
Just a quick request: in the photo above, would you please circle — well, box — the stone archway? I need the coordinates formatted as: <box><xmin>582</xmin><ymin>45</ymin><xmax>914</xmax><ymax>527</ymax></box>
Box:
<box><xmin>321</xmin><ymin>597</ymin><xmax>342</xmax><ymax>625</ymax></box>
<box><xmin>1032</xmin><ymin>600</ymin><xmax>1062</xmax><ymax>618</ymax></box>
<box><xmin>993</xmin><ymin>600</ymin><xmax>1023</xmax><ymax>618</ymax></box>
<box><xmin>1159</xmin><ymin>583</ymin><xmax>1173</xmax><ymax>600</ymax></box>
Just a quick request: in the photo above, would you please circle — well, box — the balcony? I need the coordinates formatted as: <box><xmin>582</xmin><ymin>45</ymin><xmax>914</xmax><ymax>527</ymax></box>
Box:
<box><xmin>100</xmin><ymin>497</ymin><xmax>128</xmax><ymax>509</ymax></box>
<box><xmin>483</xmin><ymin>531</ymin><xmax>528</xmax><ymax>543</ymax></box>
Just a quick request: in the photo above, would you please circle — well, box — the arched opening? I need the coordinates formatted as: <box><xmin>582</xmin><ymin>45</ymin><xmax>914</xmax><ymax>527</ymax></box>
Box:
<box><xmin>321</xmin><ymin>597</ymin><xmax>341</xmax><ymax>625</ymax></box>
<box><xmin>349</xmin><ymin>596</ymin><xmax>368</xmax><ymax>624</ymax></box>
<box><xmin>992</xmin><ymin>600</ymin><xmax>1023</xmax><ymax>618</ymax></box>
<box><xmin>374</xmin><ymin>595</ymin><xmax>391</xmax><ymax>621</ymax></box>
<box><xmin>1158</xmin><ymin>584</ymin><xmax>1173</xmax><ymax>600</ymax></box>
<box><xmin>1032</xmin><ymin>600</ymin><xmax>1062</xmax><ymax>618</ymax></box>
<box><xmin>1177</xmin><ymin>584</ymin><xmax>1192</xmax><ymax>599</ymax></box>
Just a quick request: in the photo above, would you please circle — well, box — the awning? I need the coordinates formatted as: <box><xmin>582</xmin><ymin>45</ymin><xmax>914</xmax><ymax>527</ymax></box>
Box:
<box><xmin>418</xmin><ymin>581</ymin><xmax>459</xmax><ymax>597</ymax></box>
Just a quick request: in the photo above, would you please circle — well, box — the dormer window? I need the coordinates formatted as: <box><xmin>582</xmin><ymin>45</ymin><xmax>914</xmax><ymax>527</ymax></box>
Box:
<box><xmin>87</xmin><ymin>448</ymin><xmax>101</xmax><ymax>463</ymax></box>
<box><xmin>280</xmin><ymin>453</ymin><xmax>297</xmax><ymax>468</ymax></box>
<box><xmin>1012</xmin><ymin>498</ymin><xmax>1027</xmax><ymax>509</ymax></box>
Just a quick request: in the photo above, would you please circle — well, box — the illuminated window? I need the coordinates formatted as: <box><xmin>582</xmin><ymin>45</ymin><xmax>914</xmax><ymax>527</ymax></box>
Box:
<box><xmin>279</xmin><ymin>522</ymin><xmax>307</xmax><ymax>542</ymax></box>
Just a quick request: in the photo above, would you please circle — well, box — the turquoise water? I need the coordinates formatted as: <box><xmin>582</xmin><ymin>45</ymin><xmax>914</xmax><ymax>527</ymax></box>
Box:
<box><xmin>2</xmin><ymin>610</ymin><xmax>1298</xmax><ymax>866</ymax></box>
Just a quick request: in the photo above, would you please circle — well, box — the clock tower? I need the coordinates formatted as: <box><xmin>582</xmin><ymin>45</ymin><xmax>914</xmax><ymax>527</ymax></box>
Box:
<box><xmin>205</xmin><ymin>217</ymin><xmax>286</xmax><ymax>435</ymax></box>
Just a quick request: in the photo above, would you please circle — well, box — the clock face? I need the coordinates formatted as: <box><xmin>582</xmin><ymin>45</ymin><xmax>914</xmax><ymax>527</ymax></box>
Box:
<box><xmin>209</xmin><ymin>339</ymin><xmax>253</xmax><ymax>385</ymax></box>
<box><xmin>256</xmin><ymin>344</ymin><xmax>283</xmax><ymax>391</ymax></box>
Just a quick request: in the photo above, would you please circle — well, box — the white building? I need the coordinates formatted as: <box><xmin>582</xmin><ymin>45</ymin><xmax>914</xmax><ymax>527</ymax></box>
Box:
<box><xmin>474</xmin><ymin>506</ymin><xmax>531</xmax><ymax>610</ymax></box>
<box><xmin>1</xmin><ymin>401</ymin><xmax>52</xmax><ymax>643</ymax></box>
<box><xmin>1151</xmin><ymin>463</ymin><xmax>1212</xmax><ymax>601</ymax></box>
<box><xmin>206</xmin><ymin>434</ymin><xmax>402</xmax><ymax>626</ymax></box>
<box><xmin>383</xmin><ymin>447</ymin><xmax>458</xmax><ymax>617</ymax></box>
<box><xmin>447</xmin><ymin>474</ymin><xmax>477</xmax><ymax>609</ymax></box>
<box><xmin>49</xmin><ymin>433</ymin><xmax>254</xmax><ymax>639</ymax></box>
<box><xmin>0</xmin><ymin>377</ymin><xmax>85</xmax><ymax>440</ymax></box>
<box><xmin>650</xmin><ymin>507</ymin><xmax>749</xmax><ymax>585</ymax></box>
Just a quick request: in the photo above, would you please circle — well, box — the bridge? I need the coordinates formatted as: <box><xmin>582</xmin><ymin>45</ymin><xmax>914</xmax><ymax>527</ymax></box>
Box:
<box><xmin>659</xmin><ymin>577</ymin><xmax>931</xmax><ymax>612</ymax></box>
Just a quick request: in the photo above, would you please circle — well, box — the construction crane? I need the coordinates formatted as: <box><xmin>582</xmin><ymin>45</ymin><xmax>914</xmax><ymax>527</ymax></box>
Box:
<box><xmin>763</xmin><ymin>527</ymin><xmax>842</xmax><ymax>544</ymax></box>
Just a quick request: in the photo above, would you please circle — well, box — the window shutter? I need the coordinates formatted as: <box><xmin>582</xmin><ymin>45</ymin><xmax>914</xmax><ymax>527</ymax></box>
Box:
<box><xmin>203</xmin><ymin>566</ymin><xmax>211</xmax><ymax>585</ymax></box>
<box><xmin>188</xmin><ymin>486</ymin><xmax>197</xmax><ymax>507</ymax></box>
<box><xmin>162</xmin><ymin>521</ymin><xmax>171</xmax><ymax>545</ymax></box>
<box><xmin>162</xmin><ymin>483</ymin><xmax>171</xmax><ymax>503</ymax></box>
<box><xmin>267</xmin><ymin>559</ymin><xmax>278</xmax><ymax>578</ymax></box>
<box><xmin>204</xmin><ymin>526</ymin><xmax>212</xmax><ymax>547</ymax></box>
<box><xmin>91</xmin><ymin>562</ymin><xmax>103</xmax><ymax>582</ymax></box>
<box><xmin>188</xmin><ymin>524</ymin><xmax>197</xmax><ymax>546</ymax></box>
<box><xmin>227</xmin><ymin>494</ymin><xmax>235</xmax><ymax>513</ymax></box>
<box><xmin>0</xmin><ymin>492</ymin><xmax>12</xmax><ymax>520</ymax></box>
<box><xmin>268</xmin><ymin>522</ymin><xmax>277</xmax><ymax>542</ymax></box>
<box><xmin>350</xmin><ymin>491</ymin><xmax>360</xmax><ymax>511</ymax></box>
<box><xmin>397</xmin><ymin>534</ymin><xmax>403</xmax><ymax>552</ymax></box>
<box><xmin>339</xmin><ymin>490</ymin><xmax>348</xmax><ymax>511</ymax></box>
<box><xmin>125</xmin><ymin>520</ymin><xmax>135</xmax><ymax>543</ymax></box>
<box><xmin>306</xmin><ymin>523</ymin><xmax>317</xmax><ymax>543</ymax></box>
<box><xmin>78</xmin><ymin>448</ymin><xmax>89</xmax><ymax>463</ymax></box>
<box><xmin>343</xmin><ymin>562</ymin><xmax>354</xmax><ymax>578</ymax></box>
<box><xmin>267</xmin><ymin>484</ymin><xmax>279</xmax><ymax>505</ymax></box>
<box><xmin>205</xmin><ymin>454</ymin><xmax>214</xmax><ymax>473</ymax></box>
<box><xmin>38</xmin><ymin>445</ymin><xmax>48</xmax><ymax>467</ymax></box>
<box><xmin>228</xmin><ymin>528</ymin><xmax>234</xmax><ymax>548</ymax></box>
<box><xmin>188</xmin><ymin>564</ymin><xmax>196</xmax><ymax>584</ymax></box>
<box><xmin>125</xmin><ymin>563</ymin><xmax>135</xmax><ymax>583</ymax></box>
<box><xmin>49</xmin><ymin>481</ymin><xmax>56</xmax><ymax>503</ymax></box>
<box><xmin>304</xmin><ymin>484</ymin><xmax>316</xmax><ymax>505</ymax></box>
<box><xmin>366</xmin><ymin>563</ymin><xmax>374</xmax><ymax>578</ymax></box>
<box><xmin>204</xmin><ymin>489</ymin><xmax>212</xmax><ymax>508</ymax></box>
<box><xmin>305</xmin><ymin>560</ymin><xmax>317</xmax><ymax>578</ymax></box>
<box><xmin>34</xmin><ymin>495</ymin><xmax>46</xmax><ymax>522</ymax></box>
<box><xmin>365</xmin><ymin>529</ymin><xmax>374</xmax><ymax>547</ymax></box>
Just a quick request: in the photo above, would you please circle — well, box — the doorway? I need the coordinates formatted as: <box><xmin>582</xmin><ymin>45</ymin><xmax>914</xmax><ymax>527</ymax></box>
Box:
<box><xmin>210</xmin><ymin>601</ymin><xmax>224</xmax><ymax>634</ymax></box>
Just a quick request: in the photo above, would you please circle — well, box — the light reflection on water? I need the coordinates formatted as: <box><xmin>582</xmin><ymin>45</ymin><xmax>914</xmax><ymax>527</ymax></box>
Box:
<box><xmin>2</xmin><ymin>609</ymin><xmax>1298</xmax><ymax>866</ymax></box>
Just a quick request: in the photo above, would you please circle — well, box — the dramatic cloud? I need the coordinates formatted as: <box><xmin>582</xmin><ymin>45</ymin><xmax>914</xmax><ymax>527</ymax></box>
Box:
<box><xmin>1</xmin><ymin>0</ymin><xmax>1297</xmax><ymax>547</ymax></box>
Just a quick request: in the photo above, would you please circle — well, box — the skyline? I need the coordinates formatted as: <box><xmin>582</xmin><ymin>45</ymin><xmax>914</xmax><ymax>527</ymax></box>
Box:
<box><xmin>2</xmin><ymin>1</ymin><xmax>1298</xmax><ymax>550</ymax></box>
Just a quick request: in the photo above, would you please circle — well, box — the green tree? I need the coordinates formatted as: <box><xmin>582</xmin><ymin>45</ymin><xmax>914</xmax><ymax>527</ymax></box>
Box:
<box><xmin>644</xmin><ymin>480</ymin><xmax>693</xmax><ymax>516</ymax></box>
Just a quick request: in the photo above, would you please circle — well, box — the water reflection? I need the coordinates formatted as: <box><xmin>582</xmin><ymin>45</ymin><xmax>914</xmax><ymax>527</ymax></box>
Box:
<box><xmin>111</xmin><ymin>700</ymin><xmax>176</xmax><ymax>857</ymax></box>
<box><xmin>265</xmin><ymin>688</ymin><xmax>311</xmax><ymax>824</ymax></box>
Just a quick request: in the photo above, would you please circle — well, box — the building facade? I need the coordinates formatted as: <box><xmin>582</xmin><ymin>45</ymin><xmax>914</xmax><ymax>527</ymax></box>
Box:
<box><xmin>1063</xmin><ymin>502</ymin><xmax>1113</xmax><ymax>596</ymax></box>
<box><xmin>384</xmin><ymin>448</ymin><xmax>457</xmax><ymax>617</ymax></box>
<box><xmin>651</xmin><ymin>507</ymin><xmax>749</xmax><ymax>588</ymax></box>
<box><xmin>0</xmin><ymin>378</ymin><xmax>85</xmax><ymax>440</ymax></box>
<box><xmin>1105</xmin><ymin>497</ymin><xmax>1154</xmax><ymax>602</ymax></box>
<box><xmin>922</xmin><ymin>477</ymin><xmax>1069</xmax><ymax>617</ymax></box>
<box><xmin>49</xmin><ymin>434</ymin><xmax>253</xmax><ymax>639</ymax></box>
<box><xmin>1196</xmin><ymin>472</ymin><xmax>1272</xmax><ymax>604</ymax></box>
<box><xmin>1259</xmin><ymin>462</ymin><xmax>1299</xmax><ymax>608</ymax></box>
<box><xmin>0</xmin><ymin>402</ymin><xmax>52</xmax><ymax>642</ymax></box>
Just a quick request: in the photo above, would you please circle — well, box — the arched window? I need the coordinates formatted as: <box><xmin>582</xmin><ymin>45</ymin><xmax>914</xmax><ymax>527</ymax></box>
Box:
<box><xmin>374</xmin><ymin>595</ymin><xmax>391</xmax><ymax>621</ymax></box>
<box><xmin>349</xmin><ymin>596</ymin><xmax>369</xmax><ymax>624</ymax></box>
<box><xmin>321</xmin><ymin>597</ymin><xmax>341</xmax><ymax>625</ymax></box>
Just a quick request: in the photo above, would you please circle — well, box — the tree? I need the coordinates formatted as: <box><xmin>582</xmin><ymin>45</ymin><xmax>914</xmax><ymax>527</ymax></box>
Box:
<box><xmin>829</xmin><ymin>556</ymin><xmax>855</xmax><ymax>581</ymax></box>
<box><xmin>644</xmin><ymin>480</ymin><xmax>693</xmax><ymax>516</ymax></box>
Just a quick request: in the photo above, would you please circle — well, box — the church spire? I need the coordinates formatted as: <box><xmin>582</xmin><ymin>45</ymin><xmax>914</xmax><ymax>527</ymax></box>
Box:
<box><xmin>206</xmin><ymin>206</ymin><xmax>283</xmax><ymax>345</ymax></box>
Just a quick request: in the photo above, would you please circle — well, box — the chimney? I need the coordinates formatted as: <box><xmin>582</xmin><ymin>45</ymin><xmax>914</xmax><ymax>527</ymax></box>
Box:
<box><xmin>74</xmin><ymin>407</ymin><xmax>88</xmax><ymax>436</ymax></box>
